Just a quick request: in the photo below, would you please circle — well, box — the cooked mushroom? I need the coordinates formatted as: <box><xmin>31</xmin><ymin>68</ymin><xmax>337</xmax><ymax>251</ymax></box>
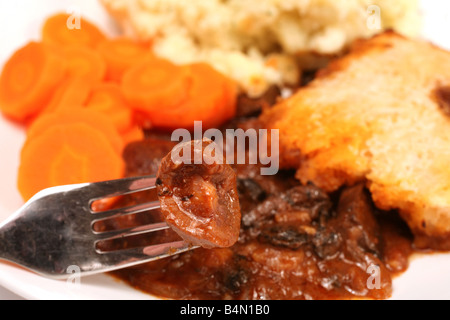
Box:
<box><xmin>156</xmin><ymin>138</ymin><xmax>241</xmax><ymax>248</ymax></box>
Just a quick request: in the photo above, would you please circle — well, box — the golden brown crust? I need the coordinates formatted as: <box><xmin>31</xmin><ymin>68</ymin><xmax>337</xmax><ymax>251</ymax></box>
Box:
<box><xmin>261</xmin><ymin>31</ymin><xmax>450</xmax><ymax>250</ymax></box>
<box><xmin>311</xmin><ymin>30</ymin><xmax>400</xmax><ymax>80</ymax></box>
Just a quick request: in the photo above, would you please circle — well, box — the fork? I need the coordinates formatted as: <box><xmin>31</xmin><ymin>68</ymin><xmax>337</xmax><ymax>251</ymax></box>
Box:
<box><xmin>0</xmin><ymin>175</ymin><xmax>196</xmax><ymax>280</ymax></box>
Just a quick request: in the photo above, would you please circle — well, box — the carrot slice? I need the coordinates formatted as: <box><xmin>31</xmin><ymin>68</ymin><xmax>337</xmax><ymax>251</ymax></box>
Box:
<box><xmin>97</xmin><ymin>38</ymin><xmax>151</xmax><ymax>82</ymax></box>
<box><xmin>41</xmin><ymin>77</ymin><xmax>93</xmax><ymax>115</ymax></box>
<box><xmin>145</xmin><ymin>63</ymin><xmax>238</xmax><ymax>130</ymax></box>
<box><xmin>121</xmin><ymin>56</ymin><xmax>190</xmax><ymax>120</ymax></box>
<box><xmin>42</xmin><ymin>13</ymin><xmax>106</xmax><ymax>49</ymax></box>
<box><xmin>121</xmin><ymin>125</ymin><xmax>145</xmax><ymax>145</ymax></box>
<box><xmin>0</xmin><ymin>42</ymin><xmax>66</xmax><ymax>122</ymax></box>
<box><xmin>84</xmin><ymin>82</ymin><xmax>133</xmax><ymax>133</ymax></box>
<box><xmin>26</xmin><ymin>108</ymin><xmax>124</xmax><ymax>155</ymax></box>
<box><xmin>62</xmin><ymin>46</ymin><xmax>106</xmax><ymax>82</ymax></box>
<box><xmin>18</xmin><ymin>122</ymin><xmax>124</xmax><ymax>201</ymax></box>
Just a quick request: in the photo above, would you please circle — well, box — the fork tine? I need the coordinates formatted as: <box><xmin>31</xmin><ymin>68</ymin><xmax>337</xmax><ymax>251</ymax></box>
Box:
<box><xmin>96</xmin><ymin>240</ymin><xmax>195</xmax><ymax>259</ymax></box>
<box><xmin>86</xmin><ymin>175</ymin><xmax>158</xmax><ymax>202</ymax></box>
<box><xmin>93</xmin><ymin>221</ymin><xmax>170</xmax><ymax>242</ymax></box>
<box><xmin>86</xmin><ymin>241</ymin><xmax>197</xmax><ymax>275</ymax></box>
<box><xmin>91</xmin><ymin>200</ymin><xmax>160</xmax><ymax>221</ymax></box>
<box><xmin>74</xmin><ymin>241</ymin><xmax>197</xmax><ymax>278</ymax></box>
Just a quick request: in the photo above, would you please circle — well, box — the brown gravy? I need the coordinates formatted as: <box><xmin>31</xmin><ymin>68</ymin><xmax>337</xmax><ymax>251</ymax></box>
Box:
<box><xmin>102</xmin><ymin>141</ymin><xmax>414</xmax><ymax>300</ymax></box>
<box><xmin>101</xmin><ymin>88</ymin><xmax>417</xmax><ymax>300</ymax></box>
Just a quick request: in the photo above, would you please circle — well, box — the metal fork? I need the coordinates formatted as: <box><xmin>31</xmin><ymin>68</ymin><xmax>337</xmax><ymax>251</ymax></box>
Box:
<box><xmin>0</xmin><ymin>175</ymin><xmax>196</xmax><ymax>280</ymax></box>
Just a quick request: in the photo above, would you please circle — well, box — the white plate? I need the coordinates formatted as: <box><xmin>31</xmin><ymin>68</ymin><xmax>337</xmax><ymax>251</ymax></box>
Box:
<box><xmin>1</xmin><ymin>0</ymin><xmax>450</xmax><ymax>300</ymax></box>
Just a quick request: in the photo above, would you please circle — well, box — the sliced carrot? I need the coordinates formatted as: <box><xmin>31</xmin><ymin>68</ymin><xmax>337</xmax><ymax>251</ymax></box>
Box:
<box><xmin>26</xmin><ymin>108</ymin><xmax>124</xmax><ymax>155</ymax></box>
<box><xmin>84</xmin><ymin>82</ymin><xmax>133</xmax><ymax>133</ymax></box>
<box><xmin>0</xmin><ymin>42</ymin><xmax>66</xmax><ymax>122</ymax></box>
<box><xmin>41</xmin><ymin>77</ymin><xmax>93</xmax><ymax>115</ymax></box>
<box><xmin>42</xmin><ymin>13</ymin><xmax>106</xmax><ymax>49</ymax></box>
<box><xmin>18</xmin><ymin>122</ymin><xmax>124</xmax><ymax>201</ymax></box>
<box><xmin>121</xmin><ymin>125</ymin><xmax>145</xmax><ymax>145</ymax></box>
<box><xmin>121</xmin><ymin>56</ymin><xmax>190</xmax><ymax>121</ymax></box>
<box><xmin>62</xmin><ymin>45</ymin><xmax>106</xmax><ymax>82</ymax></box>
<box><xmin>97</xmin><ymin>38</ymin><xmax>152</xmax><ymax>82</ymax></box>
<box><xmin>183</xmin><ymin>62</ymin><xmax>237</xmax><ymax>128</ymax></box>
<box><xmin>144</xmin><ymin>63</ymin><xmax>238</xmax><ymax>130</ymax></box>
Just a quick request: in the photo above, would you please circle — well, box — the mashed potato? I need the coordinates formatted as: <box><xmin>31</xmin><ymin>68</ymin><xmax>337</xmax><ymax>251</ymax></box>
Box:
<box><xmin>101</xmin><ymin>0</ymin><xmax>420</xmax><ymax>96</ymax></box>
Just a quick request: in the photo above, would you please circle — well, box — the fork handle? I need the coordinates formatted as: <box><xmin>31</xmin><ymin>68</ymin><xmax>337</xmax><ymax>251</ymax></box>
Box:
<box><xmin>0</xmin><ymin>211</ymin><xmax>62</xmax><ymax>275</ymax></box>
<box><xmin>0</xmin><ymin>221</ymin><xmax>21</xmax><ymax>264</ymax></box>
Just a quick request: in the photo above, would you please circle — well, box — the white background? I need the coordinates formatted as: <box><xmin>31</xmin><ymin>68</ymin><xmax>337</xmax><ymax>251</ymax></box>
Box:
<box><xmin>0</xmin><ymin>0</ymin><xmax>450</xmax><ymax>300</ymax></box>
